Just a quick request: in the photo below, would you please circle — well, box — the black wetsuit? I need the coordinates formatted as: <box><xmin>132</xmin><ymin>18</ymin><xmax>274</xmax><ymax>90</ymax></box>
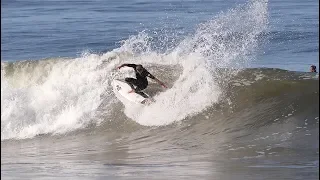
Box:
<box><xmin>124</xmin><ymin>64</ymin><xmax>155</xmax><ymax>92</ymax></box>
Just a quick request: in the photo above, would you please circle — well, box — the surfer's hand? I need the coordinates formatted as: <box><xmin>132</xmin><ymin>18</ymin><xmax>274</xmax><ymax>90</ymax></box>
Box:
<box><xmin>162</xmin><ymin>83</ymin><xmax>167</xmax><ymax>88</ymax></box>
<box><xmin>117</xmin><ymin>66</ymin><xmax>122</xmax><ymax>70</ymax></box>
<box><xmin>128</xmin><ymin>89</ymin><xmax>135</xmax><ymax>93</ymax></box>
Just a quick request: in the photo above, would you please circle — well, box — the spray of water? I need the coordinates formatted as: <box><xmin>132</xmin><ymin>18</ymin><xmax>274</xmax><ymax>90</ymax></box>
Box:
<box><xmin>120</xmin><ymin>0</ymin><xmax>269</xmax><ymax>125</ymax></box>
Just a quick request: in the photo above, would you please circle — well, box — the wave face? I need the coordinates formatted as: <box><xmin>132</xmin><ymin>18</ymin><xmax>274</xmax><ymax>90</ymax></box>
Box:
<box><xmin>1</xmin><ymin>0</ymin><xmax>291</xmax><ymax>141</ymax></box>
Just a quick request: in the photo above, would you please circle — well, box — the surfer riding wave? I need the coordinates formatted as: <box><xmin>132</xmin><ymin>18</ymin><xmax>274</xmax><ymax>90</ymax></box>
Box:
<box><xmin>117</xmin><ymin>64</ymin><xmax>167</xmax><ymax>93</ymax></box>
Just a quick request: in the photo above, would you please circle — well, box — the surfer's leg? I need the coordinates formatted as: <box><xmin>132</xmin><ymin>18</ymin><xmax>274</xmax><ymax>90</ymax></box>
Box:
<box><xmin>125</xmin><ymin>78</ymin><xmax>147</xmax><ymax>92</ymax></box>
<box><xmin>135</xmin><ymin>81</ymin><xmax>148</xmax><ymax>92</ymax></box>
<box><xmin>125</xmin><ymin>78</ymin><xmax>138</xmax><ymax>89</ymax></box>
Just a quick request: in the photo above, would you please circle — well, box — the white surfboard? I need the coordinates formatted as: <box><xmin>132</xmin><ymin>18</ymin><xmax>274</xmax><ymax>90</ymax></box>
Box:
<box><xmin>112</xmin><ymin>79</ymin><xmax>152</xmax><ymax>105</ymax></box>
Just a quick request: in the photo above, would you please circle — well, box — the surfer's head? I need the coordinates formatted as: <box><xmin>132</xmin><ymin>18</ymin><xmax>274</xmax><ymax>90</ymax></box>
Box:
<box><xmin>310</xmin><ymin>65</ymin><xmax>317</xmax><ymax>72</ymax></box>
<box><xmin>136</xmin><ymin>65</ymin><xmax>144</xmax><ymax>74</ymax></box>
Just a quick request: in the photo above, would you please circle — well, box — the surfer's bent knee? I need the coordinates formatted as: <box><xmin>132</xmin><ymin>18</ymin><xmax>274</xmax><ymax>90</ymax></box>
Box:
<box><xmin>125</xmin><ymin>78</ymin><xmax>134</xmax><ymax>82</ymax></box>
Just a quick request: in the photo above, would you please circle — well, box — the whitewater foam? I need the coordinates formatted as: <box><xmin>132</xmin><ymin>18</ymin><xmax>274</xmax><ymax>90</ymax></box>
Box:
<box><xmin>1</xmin><ymin>55</ymin><xmax>109</xmax><ymax>140</ymax></box>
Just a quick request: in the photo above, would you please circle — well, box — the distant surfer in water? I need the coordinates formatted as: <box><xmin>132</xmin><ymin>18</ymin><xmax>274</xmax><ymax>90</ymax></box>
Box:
<box><xmin>310</xmin><ymin>65</ymin><xmax>317</xmax><ymax>72</ymax></box>
<box><xmin>117</xmin><ymin>64</ymin><xmax>167</xmax><ymax>93</ymax></box>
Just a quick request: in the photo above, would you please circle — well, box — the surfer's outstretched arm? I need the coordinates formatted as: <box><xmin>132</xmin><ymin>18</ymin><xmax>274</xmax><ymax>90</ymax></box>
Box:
<box><xmin>146</xmin><ymin>72</ymin><xmax>167</xmax><ymax>88</ymax></box>
<box><xmin>152</xmin><ymin>76</ymin><xmax>167</xmax><ymax>88</ymax></box>
<box><xmin>117</xmin><ymin>63</ymin><xmax>136</xmax><ymax>69</ymax></box>
<box><xmin>156</xmin><ymin>78</ymin><xmax>167</xmax><ymax>88</ymax></box>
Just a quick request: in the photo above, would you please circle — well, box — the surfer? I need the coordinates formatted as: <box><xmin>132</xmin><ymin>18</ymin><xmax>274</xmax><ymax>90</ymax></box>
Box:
<box><xmin>117</xmin><ymin>64</ymin><xmax>167</xmax><ymax>93</ymax></box>
<box><xmin>310</xmin><ymin>65</ymin><xmax>317</xmax><ymax>72</ymax></box>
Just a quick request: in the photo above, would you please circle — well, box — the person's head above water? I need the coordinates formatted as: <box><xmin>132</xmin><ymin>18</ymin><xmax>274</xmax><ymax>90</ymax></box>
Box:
<box><xmin>310</xmin><ymin>65</ymin><xmax>317</xmax><ymax>72</ymax></box>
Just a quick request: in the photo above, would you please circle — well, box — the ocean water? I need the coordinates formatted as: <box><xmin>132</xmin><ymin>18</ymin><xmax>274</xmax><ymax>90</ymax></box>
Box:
<box><xmin>1</xmin><ymin>0</ymin><xmax>319</xmax><ymax>179</ymax></box>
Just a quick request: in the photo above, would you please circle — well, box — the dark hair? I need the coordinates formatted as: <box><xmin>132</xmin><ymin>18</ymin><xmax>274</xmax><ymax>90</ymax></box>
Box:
<box><xmin>311</xmin><ymin>65</ymin><xmax>317</xmax><ymax>72</ymax></box>
<box><xmin>136</xmin><ymin>65</ymin><xmax>144</xmax><ymax>74</ymax></box>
